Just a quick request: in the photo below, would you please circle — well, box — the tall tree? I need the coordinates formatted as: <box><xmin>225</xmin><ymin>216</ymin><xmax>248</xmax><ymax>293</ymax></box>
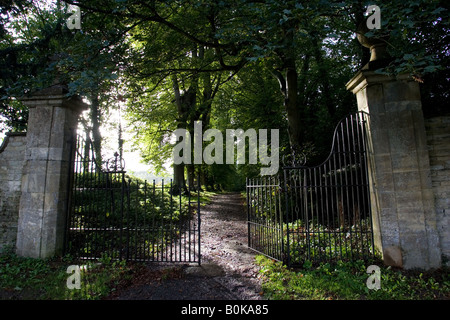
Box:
<box><xmin>59</xmin><ymin>0</ymin><xmax>448</xmax><ymax>151</ymax></box>
<box><xmin>2</xmin><ymin>0</ymin><xmax>447</xmax><ymax>189</ymax></box>
<box><xmin>0</xmin><ymin>0</ymin><xmax>130</xmax><ymax>165</ymax></box>
<box><xmin>124</xmin><ymin>14</ymin><xmax>226</xmax><ymax>192</ymax></box>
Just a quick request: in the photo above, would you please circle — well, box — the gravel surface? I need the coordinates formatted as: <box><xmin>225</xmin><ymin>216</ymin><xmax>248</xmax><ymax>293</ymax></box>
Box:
<box><xmin>109</xmin><ymin>192</ymin><xmax>264</xmax><ymax>300</ymax></box>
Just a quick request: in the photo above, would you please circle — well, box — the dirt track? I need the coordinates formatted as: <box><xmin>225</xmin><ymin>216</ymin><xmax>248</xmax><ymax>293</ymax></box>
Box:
<box><xmin>109</xmin><ymin>192</ymin><xmax>264</xmax><ymax>300</ymax></box>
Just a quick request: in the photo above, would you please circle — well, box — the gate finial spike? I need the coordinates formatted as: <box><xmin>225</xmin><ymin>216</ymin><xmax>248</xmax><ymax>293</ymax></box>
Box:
<box><xmin>106</xmin><ymin>151</ymin><xmax>125</xmax><ymax>172</ymax></box>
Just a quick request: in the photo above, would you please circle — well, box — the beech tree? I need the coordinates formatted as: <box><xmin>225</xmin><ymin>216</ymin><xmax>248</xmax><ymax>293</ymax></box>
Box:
<box><xmin>0</xmin><ymin>0</ymin><xmax>130</xmax><ymax>164</ymax></box>
<box><xmin>1</xmin><ymin>0</ymin><xmax>448</xmax><ymax>189</ymax></box>
<box><xmin>59</xmin><ymin>0</ymin><xmax>448</xmax><ymax>151</ymax></box>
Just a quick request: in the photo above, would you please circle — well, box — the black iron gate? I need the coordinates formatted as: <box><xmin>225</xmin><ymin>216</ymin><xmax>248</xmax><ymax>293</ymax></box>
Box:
<box><xmin>247</xmin><ymin>112</ymin><xmax>375</xmax><ymax>267</ymax></box>
<box><xmin>65</xmin><ymin>135</ymin><xmax>201</xmax><ymax>263</ymax></box>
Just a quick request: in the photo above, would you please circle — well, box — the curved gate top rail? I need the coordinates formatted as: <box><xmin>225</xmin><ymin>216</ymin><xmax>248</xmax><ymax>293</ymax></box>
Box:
<box><xmin>247</xmin><ymin>112</ymin><xmax>375</xmax><ymax>267</ymax></box>
<box><xmin>65</xmin><ymin>134</ymin><xmax>201</xmax><ymax>264</ymax></box>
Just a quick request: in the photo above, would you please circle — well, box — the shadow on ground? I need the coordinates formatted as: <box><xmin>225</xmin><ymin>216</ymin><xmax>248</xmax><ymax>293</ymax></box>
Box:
<box><xmin>107</xmin><ymin>193</ymin><xmax>264</xmax><ymax>300</ymax></box>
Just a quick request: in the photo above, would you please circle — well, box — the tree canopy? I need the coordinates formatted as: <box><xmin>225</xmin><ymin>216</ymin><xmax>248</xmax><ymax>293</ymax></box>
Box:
<box><xmin>1</xmin><ymin>0</ymin><xmax>448</xmax><ymax>190</ymax></box>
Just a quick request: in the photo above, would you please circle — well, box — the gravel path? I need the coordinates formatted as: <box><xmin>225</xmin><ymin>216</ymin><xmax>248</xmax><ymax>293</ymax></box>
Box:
<box><xmin>110</xmin><ymin>192</ymin><xmax>264</xmax><ymax>300</ymax></box>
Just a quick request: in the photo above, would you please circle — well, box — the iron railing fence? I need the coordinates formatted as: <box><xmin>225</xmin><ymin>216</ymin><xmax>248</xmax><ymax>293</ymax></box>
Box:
<box><xmin>247</xmin><ymin>112</ymin><xmax>376</xmax><ymax>267</ymax></box>
<box><xmin>65</xmin><ymin>135</ymin><xmax>201</xmax><ymax>264</ymax></box>
<box><xmin>247</xmin><ymin>176</ymin><xmax>285</xmax><ymax>262</ymax></box>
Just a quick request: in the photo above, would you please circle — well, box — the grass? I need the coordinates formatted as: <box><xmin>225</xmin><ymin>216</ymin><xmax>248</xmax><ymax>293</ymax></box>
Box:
<box><xmin>0</xmin><ymin>248</ymin><xmax>134</xmax><ymax>300</ymax></box>
<box><xmin>1</xmin><ymin>248</ymin><xmax>449</xmax><ymax>300</ymax></box>
<box><xmin>250</xmin><ymin>217</ymin><xmax>377</xmax><ymax>266</ymax></box>
<box><xmin>255</xmin><ymin>255</ymin><xmax>450</xmax><ymax>300</ymax></box>
<box><xmin>0</xmin><ymin>189</ymin><xmax>218</xmax><ymax>300</ymax></box>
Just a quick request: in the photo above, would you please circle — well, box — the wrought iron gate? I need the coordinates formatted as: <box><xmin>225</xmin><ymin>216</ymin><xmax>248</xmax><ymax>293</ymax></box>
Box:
<box><xmin>65</xmin><ymin>135</ymin><xmax>201</xmax><ymax>263</ymax></box>
<box><xmin>247</xmin><ymin>112</ymin><xmax>375</xmax><ymax>267</ymax></box>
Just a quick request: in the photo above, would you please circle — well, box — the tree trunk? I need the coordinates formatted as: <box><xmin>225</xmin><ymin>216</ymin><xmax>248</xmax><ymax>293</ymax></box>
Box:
<box><xmin>271</xmin><ymin>21</ymin><xmax>305</xmax><ymax>155</ymax></box>
<box><xmin>186</xmin><ymin>45</ymin><xmax>216</xmax><ymax>191</ymax></box>
<box><xmin>172</xmin><ymin>71</ymin><xmax>198</xmax><ymax>194</ymax></box>
<box><xmin>187</xmin><ymin>163</ymin><xmax>195</xmax><ymax>190</ymax></box>
<box><xmin>312</xmin><ymin>35</ymin><xmax>335</xmax><ymax>118</ymax></box>
<box><xmin>83</xmin><ymin>127</ymin><xmax>91</xmax><ymax>172</ymax></box>
<box><xmin>90</xmin><ymin>93</ymin><xmax>102</xmax><ymax>166</ymax></box>
<box><xmin>284</xmin><ymin>57</ymin><xmax>303</xmax><ymax>153</ymax></box>
<box><xmin>271</xmin><ymin>56</ymin><xmax>303</xmax><ymax>154</ymax></box>
<box><xmin>172</xmin><ymin>76</ymin><xmax>187</xmax><ymax>195</ymax></box>
<box><xmin>173</xmin><ymin>161</ymin><xmax>186</xmax><ymax>195</ymax></box>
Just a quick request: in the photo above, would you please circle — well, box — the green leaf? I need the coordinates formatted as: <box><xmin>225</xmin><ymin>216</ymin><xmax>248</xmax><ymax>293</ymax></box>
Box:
<box><xmin>432</xmin><ymin>7</ymin><xmax>446</xmax><ymax>15</ymax></box>
<box><xmin>423</xmin><ymin>65</ymin><xmax>438</xmax><ymax>73</ymax></box>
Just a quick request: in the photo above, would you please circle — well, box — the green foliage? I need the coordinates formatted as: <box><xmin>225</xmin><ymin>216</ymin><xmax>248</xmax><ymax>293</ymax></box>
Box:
<box><xmin>68</xmin><ymin>172</ymin><xmax>214</xmax><ymax>259</ymax></box>
<box><xmin>0</xmin><ymin>0</ymin><xmax>130</xmax><ymax>137</ymax></box>
<box><xmin>1</xmin><ymin>0</ymin><xmax>448</xmax><ymax>186</ymax></box>
<box><xmin>0</xmin><ymin>248</ymin><xmax>52</xmax><ymax>290</ymax></box>
<box><xmin>61</xmin><ymin>256</ymin><xmax>129</xmax><ymax>300</ymax></box>
<box><xmin>0</xmin><ymin>249</ymin><xmax>131</xmax><ymax>300</ymax></box>
<box><xmin>250</xmin><ymin>217</ymin><xmax>377</xmax><ymax>267</ymax></box>
<box><xmin>256</xmin><ymin>255</ymin><xmax>450</xmax><ymax>300</ymax></box>
<box><xmin>368</xmin><ymin>0</ymin><xmax>449</xmax><ymax>76</ymax></box>
<box><xmin>284</xmin><ymin>218</ymin><xmax>376</xmax><ymax>266</ymax></box>
<box><xmin>0</xmin><ymin>99</ymin><xmax>28</xmax><ymax>134</ymax></box>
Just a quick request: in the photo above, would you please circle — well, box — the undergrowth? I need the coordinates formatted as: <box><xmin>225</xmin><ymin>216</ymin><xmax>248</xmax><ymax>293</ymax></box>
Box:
<box><xmin>255</xmin><ymin>255</ymin><xmax>450</xmax><ymax>300</ymax></box>
<box><xmin>0</xmin><ymin>249</ymin><xmax>133</xmax><ymax>300</ymax></box>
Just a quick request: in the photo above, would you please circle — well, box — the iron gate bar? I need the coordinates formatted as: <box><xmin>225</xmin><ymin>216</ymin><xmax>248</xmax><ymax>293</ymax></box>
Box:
<box><xmin>66</xmin><ymin>134</ymin><xmax>201</xmax><ymax>264</ymax></box>
<box><xmin>247</xmin><ymin>112</ymin><xmax>375</xmax><ymax>267</ymax></box>
<box><xmin>247</xmin><ymin>176</ymin><xmax>285</xmax><ymax>262</ymax></box>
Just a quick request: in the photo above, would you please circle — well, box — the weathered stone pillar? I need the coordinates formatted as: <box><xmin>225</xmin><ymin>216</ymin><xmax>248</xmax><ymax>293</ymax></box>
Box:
<box><xmin>346</xmin><ymin>70</ymin><xmax>442</xmax><ymax>269</ymax></box>
<box><xmin>16</xmin><ymin>85</ymin><xmax>88</xmax><ymax>258</ymax></box>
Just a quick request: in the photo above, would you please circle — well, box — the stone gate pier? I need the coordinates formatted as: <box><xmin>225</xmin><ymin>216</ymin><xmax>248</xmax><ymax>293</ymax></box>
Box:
<box><xmin>14</xmin><ymin>85</ymin><xmax>88</xmax><ymax>258</ymax></box>
<box><xmin>347</xmin><ymin>67</ymin><xmax>445</xmax><ymax>270</ymax></box>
